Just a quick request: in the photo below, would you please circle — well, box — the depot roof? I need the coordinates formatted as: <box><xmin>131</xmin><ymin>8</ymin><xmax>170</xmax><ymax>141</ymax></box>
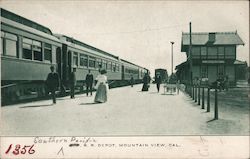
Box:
<box><xmin>181</xmin><ymin>32</ymin><xmax>244</xmax><ymax>52</ymax></box>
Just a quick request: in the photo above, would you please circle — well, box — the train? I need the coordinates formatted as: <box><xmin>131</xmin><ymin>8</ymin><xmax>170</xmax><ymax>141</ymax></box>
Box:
<box><xmin>154</xmin><ymin>68</ymin><xmax>168</xmax><ymax>83</ymax></box>
<box><xmin>1</xmin><ymin>8</ymin><xmax>149</xmax><ymax>105</ymax></box>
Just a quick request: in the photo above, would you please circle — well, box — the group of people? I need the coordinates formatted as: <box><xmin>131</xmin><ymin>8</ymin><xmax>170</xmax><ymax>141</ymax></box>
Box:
<box><xmin>45</xmin><ymin>66</ymin><xmax>108</xmax><ymax>104</ymax></box>
<box><xmin>141</xmin><ymin>72</ymin><xmax>162</xmax><ymax>93</ymax></box>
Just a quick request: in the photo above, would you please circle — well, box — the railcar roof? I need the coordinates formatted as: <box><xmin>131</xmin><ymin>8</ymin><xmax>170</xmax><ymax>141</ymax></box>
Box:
<box><xmin>56</xmin><ymin>34</ymin><xmax>120</xmax><ymax>60</ymax></box>
<box><xmin>1</xmin><ymin>8</ymin><xmax>52</xmax><ymax>35</ymax></box>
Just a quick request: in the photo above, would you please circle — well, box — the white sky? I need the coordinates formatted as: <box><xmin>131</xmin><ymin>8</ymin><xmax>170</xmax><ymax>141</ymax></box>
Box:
<box><xmin>1</xmin><ymin>0</ymin><xmax>249</xmax><ymax>74</ymax></box>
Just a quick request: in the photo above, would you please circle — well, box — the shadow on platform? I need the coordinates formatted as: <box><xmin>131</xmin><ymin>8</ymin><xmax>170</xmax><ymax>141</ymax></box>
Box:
<box><xmin>161</xmin><ymin>93</ymin><xmax>176</xmax><ymax>96</ymax></box>
<box><xmin>19</xmin><ymin>104</ymin><xmax>53</xmax><ymax>108</ymax></box>
<box><xmin>149</xmin><ymin>92</ymin><xmax>159</xmax><ymax>94</ymax></box>
<box><xmin>207</xmin><ymin>118</ymin><xmax>218</xmax><ymax>123</ymax></box>
<box><xmin>57</xmin><ymin>95</ymin><xmax>87</xmax><ymax>101</ymax></box>
<box><xmin>79</xmin><ymin>102</ymin><xmax>103</xmax><ymax>105</ymax></box>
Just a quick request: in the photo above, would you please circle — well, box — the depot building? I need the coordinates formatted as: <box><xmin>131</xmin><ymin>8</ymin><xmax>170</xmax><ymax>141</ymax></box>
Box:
<box><xmin>176</xmin><ymin>31</ymin><xmax>245</xmax><ymax>85</ymax></box>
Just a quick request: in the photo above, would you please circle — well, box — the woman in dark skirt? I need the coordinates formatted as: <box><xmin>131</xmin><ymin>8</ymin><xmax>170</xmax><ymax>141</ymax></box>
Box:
<box><xmin>94</xmin><ymin>69</ymin><xmax>108</xmax><ymax>103</ymax></box>
<box><xmin>142</xmin><ymin>73</ymin><xmax>150</xmax><ymax>91</ymax></box>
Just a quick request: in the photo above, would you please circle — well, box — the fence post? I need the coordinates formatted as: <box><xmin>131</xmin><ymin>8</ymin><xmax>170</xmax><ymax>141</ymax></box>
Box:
<box><xmin>207</xmin><ymin>87</ymin><xmax>210</xmax><ymax>112</ymax></box>
<box><xmin>202</xmin><ymin>87</ymin><xmax>205</xmax><ymax>109</ymax></box>
<box><xmin>192</xmin><ymin>85</ymin><xmax>194</xmax><ymax>100</ymax></box>
<box><xmin>198</xmin><ymin>86</ymin><xmax>200</xmax><ymax>105</ymax></box>
<box><xmin>214</xmin><ymin>86</ymin><xmax>218</xmax><ymax>119</ymax></box>
<box><xmin>195</xmin><ymin>85</ymin><xmax>197</xmax><ymax>102</ymax></box>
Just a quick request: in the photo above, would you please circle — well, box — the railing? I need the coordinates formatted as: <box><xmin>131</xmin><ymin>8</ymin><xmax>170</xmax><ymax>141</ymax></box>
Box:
<box><xmin>185</xmin><ymin>83</ymin><xmax>219</xmax><ymax>120</ymax></box>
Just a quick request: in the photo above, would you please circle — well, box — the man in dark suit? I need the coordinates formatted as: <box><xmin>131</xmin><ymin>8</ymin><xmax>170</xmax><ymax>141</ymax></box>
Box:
<box><xmin>46</xmin><ymin>66</ymin><xmax>60</xmax><ymax>104</ymax></box>
<box><xmin>85</xmin><ymin>69</ymin><xmax>94</xmax><ymax>96</ymax></box>
<box><xmin>155</xmin><ymin>73</ymin><xmax>162</xmax><ymax>93</ymax></box>
<box><xmin>69</xmin><ymin>67</ymin><xmax>76</xmax><ymax>99</ymax></box>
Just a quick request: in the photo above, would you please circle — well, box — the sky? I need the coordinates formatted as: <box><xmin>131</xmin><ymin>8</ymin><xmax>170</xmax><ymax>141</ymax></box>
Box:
<box><xmin>1</xmin><ymin>0</ymin><xmax>249</xmax><ymax>74</ymax></box>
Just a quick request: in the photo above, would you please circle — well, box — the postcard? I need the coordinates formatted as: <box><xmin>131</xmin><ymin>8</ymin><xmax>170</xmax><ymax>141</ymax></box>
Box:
<box><xmin>0</xmin><ymin>0</ymin><xmax>249</xmax><ymax>158</ymax></box>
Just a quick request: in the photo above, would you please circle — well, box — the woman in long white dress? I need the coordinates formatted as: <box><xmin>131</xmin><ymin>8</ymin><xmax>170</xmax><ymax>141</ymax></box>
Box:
<box><xmin>94</xmin><ymin>69</ymin><xmax>108</xmax><ymax>103</ymax></box>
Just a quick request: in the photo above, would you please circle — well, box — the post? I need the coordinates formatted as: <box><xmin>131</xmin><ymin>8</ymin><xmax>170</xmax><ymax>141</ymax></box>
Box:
<box><xmin>198</xmin><ymin>86</ymin><xmax>200</xmax><ymax>105</ymax></box>
<box><xmin>192</xmin><ymin>85</ymin><xmax>194</xmax><ymax>100</ymax></box>
<box><xmin>207</xmin><ymin>87</ymin><xmax>210</xmax><ymax>112</ymax></box>
<box><xmin>195</xmin><ymin>85</ymin><xmax>197</xmax><ymax>102</ymax></box>
<box><xmin>202</xmin><ymin>87</ymin><xmax>205</xmax><ymax>109</ymax></box>
<box><xmin>189</xmin><ymin>22</ymin><xmax>193</xmax><ymax>86</ymax></box>
<box><xmin>171</xmin><ymin>42</ymin><xmax>174</xmax><ymax>75</ymax></box>
<box><xmin>214</xmin><ymin>86</ymin><xmax>218</xmax><ymax>119</ymax></box>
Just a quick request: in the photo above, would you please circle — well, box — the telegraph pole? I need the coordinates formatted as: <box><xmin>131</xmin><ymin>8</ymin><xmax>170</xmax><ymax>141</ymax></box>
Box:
<box><xmin>170</xmin><ymin>41</ymin><xmax>174</xmax><ymax>76</ymax></box>
<box><xmin>189</xmin><ymin>22</ymin><xmax>193</xmax><ymax>85</ymax></box>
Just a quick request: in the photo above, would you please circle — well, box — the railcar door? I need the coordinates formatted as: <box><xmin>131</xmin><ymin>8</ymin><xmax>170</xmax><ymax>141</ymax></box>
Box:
<box><xmin>56</xmin><ymin>47</ymin><xmax>62</xmax><ymax>80</ymax></box>
<box><xmin>121</xmin><ymin>65</ymin><xmax>125</xmax><ymax>80</ymax></box>
<box><xmin>62</xmin><ymin>44</ymin><xmax>69</xmax><ymax>86</ymax></box>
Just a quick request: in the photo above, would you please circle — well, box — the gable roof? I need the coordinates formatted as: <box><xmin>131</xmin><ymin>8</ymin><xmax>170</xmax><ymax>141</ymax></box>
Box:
<box><xmin>181</xmin><ymin>32</ymin><xmax>244</xmax><ymax>51</ymax></box>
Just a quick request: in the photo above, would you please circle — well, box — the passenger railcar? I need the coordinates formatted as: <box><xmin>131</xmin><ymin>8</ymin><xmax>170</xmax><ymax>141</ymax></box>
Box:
<box><xmin>1</xmin><ymin>8</ymin><xmax>148</xmax><ymax>105</ymax></box>
<box><xmin>1</xmin><ymin>8</ymin><xmax>62</xmax><ymax>104</ymax></box>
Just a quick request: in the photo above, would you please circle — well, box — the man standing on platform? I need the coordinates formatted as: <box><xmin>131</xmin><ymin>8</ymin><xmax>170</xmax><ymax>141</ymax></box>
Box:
<box><xmin>155</xmin><ymin>73</ymin><xmax>162</xmax><ymax>93</ymax></box>
<box><xmin>85</xmin><ymin>69</ymin><xmax>94</xmax><ymax>96</ymax></box>
<box><xmin>69</xmin><ymin>67</ymin><xmax>76</xmax><ymax>99</ymax></box>
<box><xmin>130</xmin><ymin>74</ymin><xmax>134</xmax><ymax>87</ymax></box>
<box><xmin>46</xmin><ymin>66</ymin><xmax>60</xmax><ymax>104</ymax></box>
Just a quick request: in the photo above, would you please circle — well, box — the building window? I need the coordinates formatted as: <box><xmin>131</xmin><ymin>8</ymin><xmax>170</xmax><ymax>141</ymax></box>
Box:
<box><xmin>33</xmin><ymin>40</ymin><xmax>42</xmax><ymax>61</ymax></box>
<box><xmin>207</xmin><ymin>46</ymin><xmax>217</xmax><ymax>59</ymax></box>
<box><xmin>201</xmin><ymin>66</ymin><xmax>207</xmax><ymax>78</ymax></box>
<box><xmin>73</xmin><ymin>52</ymin><xmax>78</xmax><ymax>67</ymax></box>
<box><xmin>218</xmin><ymin>65</ymin><xmax>224</xmax><ymax>78</ymax></box>
<box><xmin>89</xmin><ymin>56</ymin><xmax>96</xmax><ymax>68</ymax></box>
<box><xmin>80</xmin><ymin>54</ymin><xmax>88</xmax><ymax>67</ymax></box>
<box><xmin>192</xmin><ymin>47</ymin><xmax>200</xmax><ymax>58</ymax></box>
<box><xmin>225</xmin><ymin>46</ymin><xmax>235</xmax><ymax>59</ymax></box>
<box><xmin>5</xmin><ymin>32</ymin><xmax>18</xmax><ymax>57</ymax></box>
<box><xmin>201</xmin><ymin>47</ymin><xmax>207</xmax><ymax>59</ymax></box>
<box><xmin>22</xmin><ymin>38</ymin><xmax>32</xmax><ymax>60</ymax></box>
<box><xmin>218</xmin><ymin>46</ymin><xmax>224</xmax><ymax>59</ymax></box>
<box><xmin>44</xmin><ymin>43</ymin><xmax>52</xmax><ymax>63</ymax></box>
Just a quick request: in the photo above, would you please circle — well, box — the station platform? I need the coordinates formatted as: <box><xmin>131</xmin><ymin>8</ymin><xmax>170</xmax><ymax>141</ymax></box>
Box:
<box><xmin>1</xmin><ymin>84</ymin><xmax>249</xmax><ymax>136</ymax></box>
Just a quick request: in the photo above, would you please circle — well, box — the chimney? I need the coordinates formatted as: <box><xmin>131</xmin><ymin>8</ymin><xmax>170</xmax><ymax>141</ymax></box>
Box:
<box><xmin>208</xmin><ymin>32</ymin><xmax>216</xmax><ymax>43</ymax></box>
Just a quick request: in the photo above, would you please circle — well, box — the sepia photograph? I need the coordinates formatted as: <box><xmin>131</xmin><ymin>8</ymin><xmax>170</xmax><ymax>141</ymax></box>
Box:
<box><xmin>0</xmin><ymin>0</ymin><xmax>249</xmax><ymax>158</ymax></box>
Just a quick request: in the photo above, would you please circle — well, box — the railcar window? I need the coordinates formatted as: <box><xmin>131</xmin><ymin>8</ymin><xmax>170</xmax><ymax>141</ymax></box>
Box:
<box><xmin>107</xmin><ymin>61</ymin><xmax>112</xmax><ymax>71</ymax></box>
<box><xmin>33</xmin><ymin>40</ymin><xmax>42</xmax><ymax>61</ymax></box>
<box><xmin>22</xmin><ymin>43</ymin><xmax>32</xmax><ymax>59</ymax></box>
<box><xmin>112</xmin><ymin>63</ymin><xmax>116</xmax><ymax>72</ymax></box>
<box><xmin>73</xmin><ymin>52</ymin><xmax>78</xmax><ymax>67</ymax></box>
<box><xmin>4</xmin><ymin>33</ymin><xmax>17</xmax><ymax>57</ymax></box>
<box><xmin>89</xmin><ymin>56</ymin><xmax>96</xmax><ymax>68</ymax></box>
<box><xmin>1</xmin><ymin>39</ymin><xmax>3</xmax><ymax>54</ymax></box>
<box><xmin>80</xmin><ymin>54</ymin><xmax>88</xmax><ymax>67</ymax></box>
<box><xmin>102</xmin><ymin>60</ymin><xmax>107</xmax><ymax>69</ymax></box>
<box><xmin>44</xmin><ymin>43</ymin><xmax>52</xmax><ymax>63</ymax></box>
<box><xmin>97</xmin><ymin>59</ymin><xmax>102</xmax><ymax>68</ymax></box>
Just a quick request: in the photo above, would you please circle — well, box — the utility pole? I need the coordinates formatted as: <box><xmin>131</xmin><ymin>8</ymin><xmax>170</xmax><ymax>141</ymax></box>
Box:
<box><xmin>170</xmin><ymin>41</ymin><xmax>174</xmax><ymax>76</ymax></box>
<box><xmin>189</xmin><ymin>22</ymin><xmax>193</xmax><ymax>85</ymax></box>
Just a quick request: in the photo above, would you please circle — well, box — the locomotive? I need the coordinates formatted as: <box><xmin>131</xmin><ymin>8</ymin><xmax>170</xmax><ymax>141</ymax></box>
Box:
<box><xmin>1</xmin><ymin>8</ymin><xmax>148</xmax><ymax>105</ymax></box>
